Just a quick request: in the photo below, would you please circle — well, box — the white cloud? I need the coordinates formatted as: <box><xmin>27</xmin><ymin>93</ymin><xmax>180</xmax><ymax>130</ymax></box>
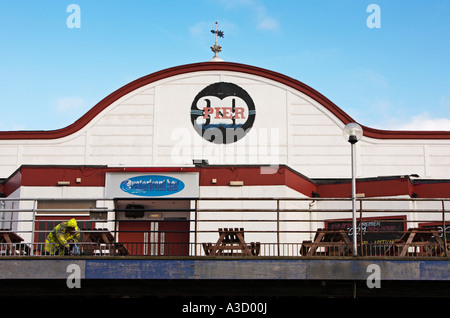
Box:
<box><xmin>0</xmin><ymin>121</ymin><xmax>26</xmax><ymax>131</ymax></box>
<box><xmin>363</xmin><ymin>70</ymin><xmax>389</xmax><ymax>89</ymax></box>
<box><xmin>218</xmin><ymin>0</ymin><xmax>256</xmax><ymax>10</ymax></box>
<box><xmin>189</xmin><ymin>21</ymin><xmax>207</xmax><ymax>38</ymax></box>
<box><xmin>439</xmin><ymin>95</ymin><xmax>450</xmax><ymax>108</ymax></box>
<box><xmin>217</xmin><ymin>0</ymin><xmax>280</xmax><ymax>32</ymax></box>
<box><xmin>349</xmin><ymin>68</ymin><xmax>389</xmax><ymax>89</ymax></box>
<box><xmin>257</xmin><ymin>15</ymin><xmax>279</xmax><ymax>31</ymax></box>
<box><xmin>56</xmin><ymin>97</ymin><xmax>85</xmax><ymax>112</ymax></box>
<box><xmin>254</xmin><ymin>4</ymin><xmax>279</xmax><ymax>31</ymax></box>
<box><xmin>383</xmin><ymin>112</ymin><xmax>450</xmax><ymax>131</ymax></box>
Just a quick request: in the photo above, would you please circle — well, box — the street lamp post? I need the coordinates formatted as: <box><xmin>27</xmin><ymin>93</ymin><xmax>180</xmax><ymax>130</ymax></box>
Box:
<box><xmin>343</xmin><ymin>123</ymin><xmax>363</xmax><ymax>256</ymax></box>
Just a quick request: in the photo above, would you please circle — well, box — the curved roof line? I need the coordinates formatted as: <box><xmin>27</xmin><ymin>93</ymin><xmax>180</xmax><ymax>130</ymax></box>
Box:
<box><xmin>1</xmin><ymin>61</ymin><xmax>449</xmax><ymax>140</ymax></box>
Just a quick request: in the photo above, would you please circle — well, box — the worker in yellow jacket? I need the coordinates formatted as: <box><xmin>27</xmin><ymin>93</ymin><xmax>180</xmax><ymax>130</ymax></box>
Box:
<box><xmin>45</xmin><ymin>218</ymin><xmax>80</xmax><ymax>255</ymax></box>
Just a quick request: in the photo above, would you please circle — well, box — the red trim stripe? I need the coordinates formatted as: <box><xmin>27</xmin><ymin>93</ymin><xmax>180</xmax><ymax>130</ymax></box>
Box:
<box><xmin>0</xmin><ymin>62</ymin><xmax>449</xmax><ymax>140</ymax></box>
<box><xmin>3</xmin><ymin>165</ymin><xmax>449</xmax><ymax>199</ymax></box>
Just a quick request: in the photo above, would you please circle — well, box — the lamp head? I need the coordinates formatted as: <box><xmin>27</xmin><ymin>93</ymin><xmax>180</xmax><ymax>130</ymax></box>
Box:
<box><xmin>343</xmin><ymin>123</ymin><xmax>363</xmax><ymax>144</ymax></box>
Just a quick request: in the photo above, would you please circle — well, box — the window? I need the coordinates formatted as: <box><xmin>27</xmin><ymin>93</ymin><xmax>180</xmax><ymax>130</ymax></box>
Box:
<box><xmin>34</xmin><ymin>200</ymin><xmax>96</xmax><ymax>244</ymax></box>
<box><xmin>36</xmin><ymin>200</ymin><xmax>96</xmax><ymax>215</ymax></box>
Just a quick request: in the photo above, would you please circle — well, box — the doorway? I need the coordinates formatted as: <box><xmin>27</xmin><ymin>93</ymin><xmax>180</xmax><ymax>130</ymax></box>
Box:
<box><xmin>115</xmin><ymin>199</ymin><xmax>192</xmax><ymax>256</ymax></box>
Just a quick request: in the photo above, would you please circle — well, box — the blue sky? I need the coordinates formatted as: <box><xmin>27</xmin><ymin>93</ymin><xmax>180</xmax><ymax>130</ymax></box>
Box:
<box><xmin>0</xmin><ymin>0</ymin><xmax>449</xmax><ymax>132</ymax></box>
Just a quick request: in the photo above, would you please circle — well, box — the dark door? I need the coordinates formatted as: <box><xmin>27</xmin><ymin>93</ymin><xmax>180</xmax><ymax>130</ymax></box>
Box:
<box><xmin>119</xmin><ymin>220</ymin><xmax>190</xmax><ymax>256</ymax></box>
<box><xmin>159</xmin><ymin>220</ymin><xmax>190</xmax><ymax>256</ymax></box>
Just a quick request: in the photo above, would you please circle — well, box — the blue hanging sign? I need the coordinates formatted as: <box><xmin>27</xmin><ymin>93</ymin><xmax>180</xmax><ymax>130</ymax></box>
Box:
<box><xmin>119</xmin><ymin>175</ymin><xmax>185</xmax><ymax>197</ymax></box>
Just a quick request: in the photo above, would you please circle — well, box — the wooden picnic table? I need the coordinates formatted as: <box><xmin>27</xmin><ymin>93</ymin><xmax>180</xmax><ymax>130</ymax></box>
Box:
<box><xmin>82</xmin><ymin>228</ymin><xmax>129</xmax><ymax>255</ymax></box>
<box><xmin>0</xmin><ymin>230</ymin><xmax>30</xmax><ymax>255</ymax></box>
<box><xmin>203</xmin><ymin>228</ymin><xmax>260</xmax><ymax>256</ymax></box>
<box><xmin>300</xmin><ymin>228</ymin><xmax>354</xmax><ymax>256</ymax></box>
<box><xmin>386</xmin><ymin>228</ymin><xmax>448</xmax><ymax>257</ymax></box>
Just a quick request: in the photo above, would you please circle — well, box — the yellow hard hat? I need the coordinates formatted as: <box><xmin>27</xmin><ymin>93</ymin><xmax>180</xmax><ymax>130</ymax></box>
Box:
<box><xmin>67</xmin><ymin>218</ymin><xmax>77</xmax><ymax>228</ymax></box>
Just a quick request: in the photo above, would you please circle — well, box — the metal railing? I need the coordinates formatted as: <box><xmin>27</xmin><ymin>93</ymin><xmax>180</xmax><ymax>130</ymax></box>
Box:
<box><xmin>0</xmin><ymin>197</ymin><xmax>448</xmax><ymax>257</ymax></box>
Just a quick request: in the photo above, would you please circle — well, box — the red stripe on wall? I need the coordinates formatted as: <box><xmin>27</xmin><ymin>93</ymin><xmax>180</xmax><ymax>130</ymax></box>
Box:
<box><xmin>2</xmin><ymin>165</ymin><xmax>448</xmax><ymax>199</ymax></box>
<box><xmin>316</xmin><ymin>178</ymin><xmax>414</xmax><ymax>198</ymax></box>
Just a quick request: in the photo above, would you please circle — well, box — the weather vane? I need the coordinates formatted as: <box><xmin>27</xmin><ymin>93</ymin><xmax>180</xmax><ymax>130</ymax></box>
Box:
<box><xmin>210</xmin><ymin>22</ymin><xmax>224</xmax><ymax>60</ymax></box>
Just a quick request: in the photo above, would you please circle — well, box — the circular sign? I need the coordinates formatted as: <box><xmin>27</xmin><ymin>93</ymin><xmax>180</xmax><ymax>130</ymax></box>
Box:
<box><xmin>190</xmin><ymin>82</ymin><xmax>256</xmax><ymax>144</ymax></box>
